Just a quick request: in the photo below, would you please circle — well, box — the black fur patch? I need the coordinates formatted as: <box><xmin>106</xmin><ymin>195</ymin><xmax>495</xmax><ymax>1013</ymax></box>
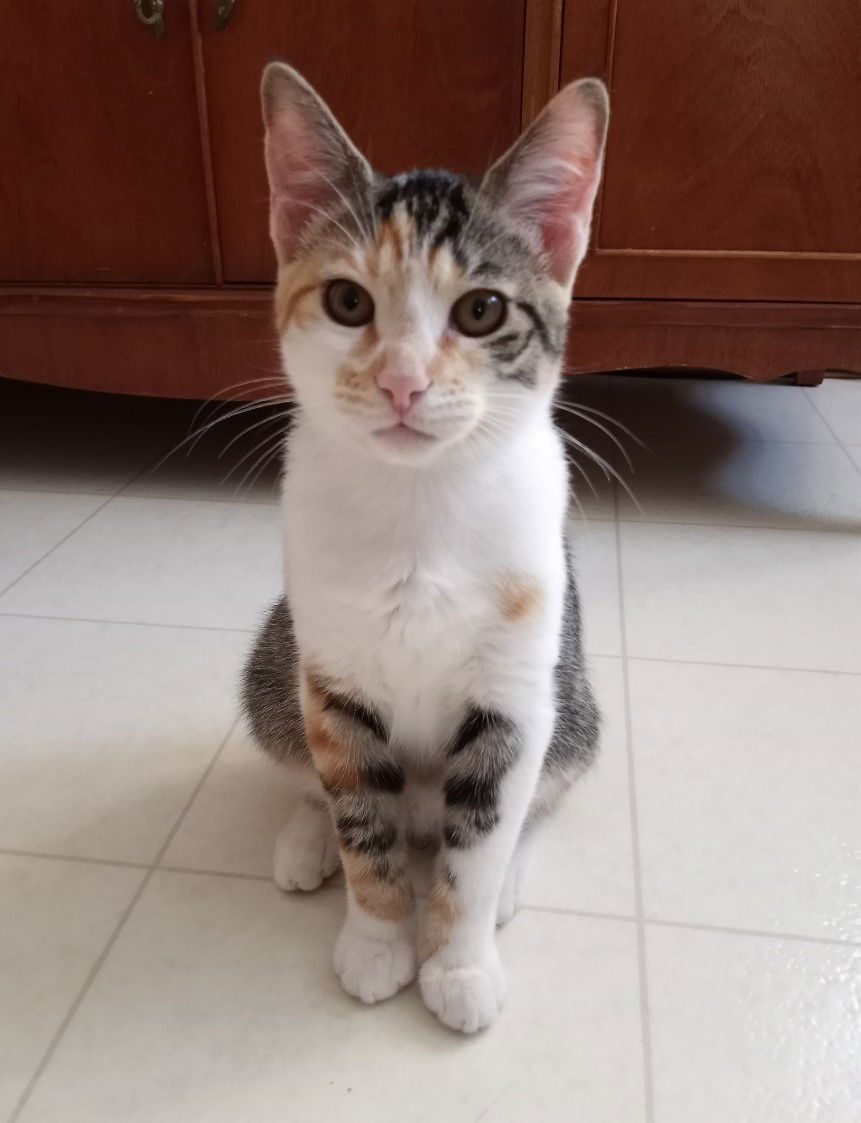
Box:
<box><xmin>322</xmin><ymin>692</ymin><xmax>387</xmax><ymax>742</ymax></box>
<box><xmin>442</xmin><ymin>707</ymin><xmax>520</xmax><ymax>848</ymax></box>
<box><xmin>363</xmin><ymin>760</ymin><xmax>406</xmax><ymax>794</ymax></box>
<box><xmin>375</xmin><ymin>170</ymin><xmax>470</xmax><ymax>254</ymax></box>
<box><xmin>335</xmin><ymin>813</ymin><xmax>397</xmax><ymax>855</ymax></box>
<box><xmin>489</xmin><ymin>328</ymin><xmax>536</xmax><ymax>366</ymax></box>
<box><xmin>514</xmin><ymin>300</ymin><xmax>552</xmax><ymax>353</ymax></box>
<box><xmin>501</xmin><ymin>367</ymin><xmax>537</xmax><ymax>388</ymax></box>
<box><xmin>448</xmin><ymin>707</ymin><xmax>498</xmax><ymax>755</ymax></box>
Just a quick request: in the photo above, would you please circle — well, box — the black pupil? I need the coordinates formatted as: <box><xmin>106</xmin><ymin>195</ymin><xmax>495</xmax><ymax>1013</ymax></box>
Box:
<box><xmin>471</xmin><ymin>298</ymin><xmax>486</xmax><ymax>321</ymax></box>
<box><xmin>341</xmin><ymin>286</ymin><xmax>360</xmax><ymax>312</ymax></box>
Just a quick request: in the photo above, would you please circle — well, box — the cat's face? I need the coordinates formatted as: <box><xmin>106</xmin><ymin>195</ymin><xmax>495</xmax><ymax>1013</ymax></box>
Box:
<box><xmin>262</xmin><ymin>65</ymin><xmax>608</xmax><ymax>466</ymax></box>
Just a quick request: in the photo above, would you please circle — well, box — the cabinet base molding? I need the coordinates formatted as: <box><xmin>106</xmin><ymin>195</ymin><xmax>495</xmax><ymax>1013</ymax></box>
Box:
<box><xmin>0</xmin><ymin>287</ymin><xmax>858</xmax><ymax>398</ymax></box>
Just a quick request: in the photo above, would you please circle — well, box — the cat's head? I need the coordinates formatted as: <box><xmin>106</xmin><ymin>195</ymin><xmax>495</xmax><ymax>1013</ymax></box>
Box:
<box><xmin>262</xmin><ymin>63</ymin><xmax>608</xmax><ymax>466</ymax></box>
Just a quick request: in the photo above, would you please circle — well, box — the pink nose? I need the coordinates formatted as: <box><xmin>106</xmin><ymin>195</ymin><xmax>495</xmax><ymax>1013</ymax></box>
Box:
<box><xmin>376</xmin><ymin>367</ymin><xmax>429</xmax><ymax>416</ymax></box>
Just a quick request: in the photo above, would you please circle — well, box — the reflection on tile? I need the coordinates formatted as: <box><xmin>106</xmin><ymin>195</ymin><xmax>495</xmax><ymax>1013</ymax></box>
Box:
<box><xmin>0</xmin><ymin>616</ymin><xmax>246</xmax><ymax>862</ymax></box>
<box><xmin>630</xmin><ymin>660</ymin><xmax>861</xmax><ymax>940</ymax></box>
<box><xmin>0</xmin><ymin>379</ymin><xmax>187</xmax><ymax>494</ymax></box>
<box><xmin>0</xmin><ymin>496</ymin><xmax>282</xmax><ymax>630</ymax></box>
<box><xmin>648</xmin><ymin>925</ymin><xmax>861</xmax><ymax>1123</ymax></box>
<box><xmin>556</xmin><ymin>374</ymin><xmax>619</xmax><ymax>520</ymax></box>
<box><xmin>0</xmin><ymin>491</ymin><xmax>104</xmax><ymax>591</ymax></box>
<box><xmin>19</xmin><ymin>873</ymin><xmax>644</xmax><ymax>1123</ymax></box>
<box><xmin>0</xmin><ymin>855</ymin><xmax>143</xmax><ymax>1119</ymax></box>
<box><xmin>612</xmin><ymin>375</ymin><xmax>835</xmax><ymax>444</ymax></box>
<box><xmin>123</xmin><ymin>404</ymin><xmax>287</xmax><ymax>504</ymax></box>
<box><xmin>806</xmin><ymin>379</ymin><xmax>861</xmax><ymax>445</ymax></box>
<box><xmin>620</xmin><ymin>521</ymin><xmax>861</xmax><ymax>672</ymax></box>
<box><xmin>618</xmin><ymin>439</ymin><xmax>861</xmax><ymax>531</ymax></box>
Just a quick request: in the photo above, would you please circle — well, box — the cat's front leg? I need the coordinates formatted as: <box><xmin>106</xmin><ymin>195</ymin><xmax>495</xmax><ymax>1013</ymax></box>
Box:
<box><xmin>302</xmin><ymin>668</ymin><xmax>416</xmax><ymax>1004</ymax></box>
<box><xmin>419</xmin><ymin>698</ymin><xmax>551</xmax><ymax>1033</ymax></box>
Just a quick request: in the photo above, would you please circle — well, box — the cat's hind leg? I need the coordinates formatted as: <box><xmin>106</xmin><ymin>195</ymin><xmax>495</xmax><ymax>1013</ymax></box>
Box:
<box><xmin>273</xmin><ymin>765</ymin><xmax>340</xmax><ymax>892</ymax></box>
<box><xmin>243</xmin><ymin>597</ymin><xmax>340</xmax><ymax>892</ymax></box>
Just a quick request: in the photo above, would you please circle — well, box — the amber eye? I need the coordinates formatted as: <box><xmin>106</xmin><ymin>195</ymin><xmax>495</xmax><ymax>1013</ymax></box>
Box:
<box><xmin>323</xmin><ymin>279</ymin><xmax>375</xmax><ymax>327</ymax></box>
<box><xmin>450</xmin><ymin>289</ymin><xmax>507</xmax><ymax>337</ymax></box>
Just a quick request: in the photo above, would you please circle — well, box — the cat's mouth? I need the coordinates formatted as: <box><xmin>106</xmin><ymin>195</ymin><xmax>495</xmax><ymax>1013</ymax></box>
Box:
<box><xmin>373</xmin><ymin>422</ymin><xmax>436</xmax><ymax>446</ymax></box>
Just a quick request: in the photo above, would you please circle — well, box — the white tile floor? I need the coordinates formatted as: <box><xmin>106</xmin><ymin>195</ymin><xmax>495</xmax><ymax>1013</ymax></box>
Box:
<box><xmin>0</xmin><ymin>373</ymin><xmax>859</xmax><ymax>1123</ymax></box>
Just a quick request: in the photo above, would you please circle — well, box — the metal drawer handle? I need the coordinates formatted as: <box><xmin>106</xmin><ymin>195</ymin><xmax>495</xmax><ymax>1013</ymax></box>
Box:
<box><xmin>213</xmin><ymin>0</ymin><xmax>236</xmax><ymax>29</ymax></box>
<box><xmin>133</xmin><ymin>0</ymin><xmax>166</xmax><ymax>37</ymax></box>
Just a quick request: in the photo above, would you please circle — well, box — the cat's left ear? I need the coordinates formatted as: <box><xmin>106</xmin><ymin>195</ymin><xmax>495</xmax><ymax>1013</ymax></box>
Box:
<box><xmin>261</xmin><ymin>62</ymin><xmax>373</xmax><ymax>265</ymax></box>
<box><xmin>482</xmin><ymin>78</ymin><xmax>609</xmax><ymax>289</ymax></box>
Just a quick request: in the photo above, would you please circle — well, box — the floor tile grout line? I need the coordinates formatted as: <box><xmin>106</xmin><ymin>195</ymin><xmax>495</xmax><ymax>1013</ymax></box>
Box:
<box><xmin>5</xmin><ymin>845</ymin><xmax>858</xmax><ymax>952</ymax></box>
<box><xmin>0</xmin><ymin>849</ymin><xmax>149</xmax><ymax>871</ymax></box>
<box><xmin>0</xmin><ymin>483</ymin><xmax>279</xmax><ymax>506</ymax></box>
<box><xmin>626</xmin><ymin>653</ymin><xmax>861</xmax><ymax>678</ymax></box>
<box><xmin>6</xmin><ymin>716</ymin><xmax>240</xmax><ymax>1123</ymax></box>
<box><xmin>522</xmin><ymin>904</ymin><xmax>637</xmax><ymax>924</ymax></box>
<box><xmin>616</xmin><ymin>515</ymin><xmax>861</xmax><ymax>536</ymax></box>
<box><xmin>0</xmin><ymin>445</ymin><xmax>169</xmax><ymax>604</ymax></box>
<box><xmin>0</xmin><ymin>486</ymin><xmax>118</xmax><ymax>499</ymax></box>
<box><xmin>803</xmin><ymin>387</ymin><xmax>861</xmax><ymax>477</ymax></box>
<box><xmin>642</xmin><ymin>916</ymin><xmax>861</xmax><ymax>949</ymax></box>
<box><xmin>0</xmin><ymin>610</ymin><xmax>255</xmax><ymax>635</ymax></box>
<box><xmin>157</xmin><ymin>864</ymin><xmax>275</xmax><ymax>883</ymax></box>
<box><xmin>613</xmin><ymin>495</ymin><xmax>656</xmax><ymax>1123</ymax></box>
<box><xmin>149</xmin><ymin>716</ymin><xmax>242</xmax><ymax>870</ymax></box>
<box><xmin>0</xmin><ymin>494</ymin><xmax>115</xmax><ymax>601</ymax></box>
<box><xmin>6</xmin><ymin>871</ymin><xmax>154</xmax><ymax>1123</ymax></box>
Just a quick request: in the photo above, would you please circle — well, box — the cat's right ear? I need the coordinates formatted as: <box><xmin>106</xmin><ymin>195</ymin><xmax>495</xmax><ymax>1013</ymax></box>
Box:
<box><xmin>261</xmin><ymin>62</ymin><xmax>373</xmax><ymax>265</ymax></box>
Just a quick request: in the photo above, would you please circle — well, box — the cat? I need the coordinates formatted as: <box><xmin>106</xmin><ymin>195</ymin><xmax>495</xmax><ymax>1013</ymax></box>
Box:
<box><xmin>243</xmin><ymin>61</ymin><xmax>608</xmax><ymax>1033</ymax></box>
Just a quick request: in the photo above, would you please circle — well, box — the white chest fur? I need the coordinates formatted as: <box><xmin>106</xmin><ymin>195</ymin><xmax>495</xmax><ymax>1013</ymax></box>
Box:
<box><xmin>281</xmin><ymin>416</ymin><xmax>569</xmax><ymax>752</ymax></box>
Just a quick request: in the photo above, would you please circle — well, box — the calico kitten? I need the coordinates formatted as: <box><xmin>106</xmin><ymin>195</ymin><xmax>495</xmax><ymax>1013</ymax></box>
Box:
<box><xmin>243</xmin><ymin>62</ymin><xmax>608</xmax><ymax>1033</ymax></box>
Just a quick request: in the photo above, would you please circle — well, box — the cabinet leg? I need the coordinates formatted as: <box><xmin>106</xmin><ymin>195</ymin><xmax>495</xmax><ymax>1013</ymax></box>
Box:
<box><xmin>788</xmin><ymin>369</ymin><xmax>828</xmax><ymax>387</ymax></box>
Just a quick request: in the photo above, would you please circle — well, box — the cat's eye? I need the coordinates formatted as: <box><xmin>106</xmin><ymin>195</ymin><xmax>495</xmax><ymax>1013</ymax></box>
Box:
<box><xmin>450</xmin><ymin>289</ymin><xmax>507</xmax><ymax>337</ymax></box>
<box><xmin>323</xmin><ymin>279</ymin><xmax>375</xmax><ymax>327</ymax></box>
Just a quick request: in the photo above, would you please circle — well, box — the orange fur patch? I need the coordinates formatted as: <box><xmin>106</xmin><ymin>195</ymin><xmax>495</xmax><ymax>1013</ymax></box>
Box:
<box><xmin>341</xmin><ymin>851</ymin><xmax>414</xmax><ymax>923</ymax></box>
<box><xmin>303</xmin><ymin>669</ymin><xmax>361</xmax><ymax>792</ymax></box>
<box><xmin>274</xmin><ymin>262</ymin><xmax>321</xmax><ymax>334</ymax></box>
<box><xmin>498</xmin><ymin>574</ymin><xmax>544</xmax><ymax>622</ymax></box>
<box><xmin>419</xmin><ymin>878</ymin><xmax>460</xmax><ymax>963</ymax></box>
<box><xmin>336</xmin><ymin>349</ymin><xmax>387</xmax><ymax>397</ymax></box>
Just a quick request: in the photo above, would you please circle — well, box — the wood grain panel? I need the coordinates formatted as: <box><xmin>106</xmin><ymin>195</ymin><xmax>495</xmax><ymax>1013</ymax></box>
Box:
<box><xmin>562</xmin><ymin>0</ymin><xmax>861</xmax><ymax>301</ymax></box>
<box><xmin>201</xmin><ymin>0</ymin><xmax>526</xmax><ymax>282</ymax></box>
<box><xmin>1</xmin><ymin>3</ymin><xmax>213</xmax><ymax>284</ymax></box>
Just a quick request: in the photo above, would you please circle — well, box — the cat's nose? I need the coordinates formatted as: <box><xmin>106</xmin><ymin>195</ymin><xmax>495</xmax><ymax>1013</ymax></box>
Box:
<box><xmin>376</xmin><ymin>367</ymin><xmax>429</xmax><ymax>416</ymax></box>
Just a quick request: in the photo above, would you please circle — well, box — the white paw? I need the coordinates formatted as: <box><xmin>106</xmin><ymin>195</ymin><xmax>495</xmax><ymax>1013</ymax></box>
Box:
<box><xmin>496</xmin><ymin>850</ymin><xmax>532</xmax><ymax>926</ymax></box>
<box><xmin>334</xmin><ymin>926</ymin><xmax>416</xmax><ymax>1004</ymax></box>
<box><xmin>419</xmin><ymin>947</ymin><xmax>506</xmax><ymax>1033</ymax></box>
<box><xmin>273</xmin><ymin>803</ymin><xmax>340</xmax><ymax>892</ymax></box>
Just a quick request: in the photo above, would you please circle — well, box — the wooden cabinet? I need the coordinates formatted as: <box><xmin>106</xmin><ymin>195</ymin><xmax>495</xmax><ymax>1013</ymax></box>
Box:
<box><xmin>561</xmin><ymin>0</ymin><xmax>861</xmax><ymax>381</ymax></box>
<box><xmin>565</xmin><ymin>0</ymin><xmax>861</xmax><ymax>303</ymax></box>
<box><xmin>1</xmin><ymin>2</ymin><xmax>213</xmax><ymax>284</ymax></box>
<box><xmin>1</xmin><ymin>0</ymin><xmax>859</xmax><ymax>397</ymax></box>
<box><xmin>202</xmin><ymin>0</ymin><xmax>526</xmax><ymax>282</ymax></box>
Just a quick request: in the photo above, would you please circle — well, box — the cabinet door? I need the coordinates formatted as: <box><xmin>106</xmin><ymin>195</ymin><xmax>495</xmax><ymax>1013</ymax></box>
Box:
<box><xmin>1</xmin><ymin>3</ymin><xmax>214</xmax><ymax>284</ymax></box>
<box><xmin>562</xmin><ymin>0</ymin><xmax>861</xmax><ymax>301</ymax></box>
<box><xmin>201</xmin><ymin>0</ymin><xmax>526</xmax><ymax>282</ymax></box>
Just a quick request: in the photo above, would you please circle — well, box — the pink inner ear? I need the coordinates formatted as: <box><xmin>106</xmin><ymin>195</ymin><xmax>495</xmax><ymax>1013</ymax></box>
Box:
<box><xmin>264</xmin><ymin>105</ymin><xmax>332</xmax><ymax>262</ymax></box>
<box><xmin>537</xmin><ymin>166</ymin><xmax>600</xmax><ymax>284</ymax></box>
<box><xmin>493</xmin><ymin>85</ymin><xmax>606</xmax><ymax>285</ymax></box>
